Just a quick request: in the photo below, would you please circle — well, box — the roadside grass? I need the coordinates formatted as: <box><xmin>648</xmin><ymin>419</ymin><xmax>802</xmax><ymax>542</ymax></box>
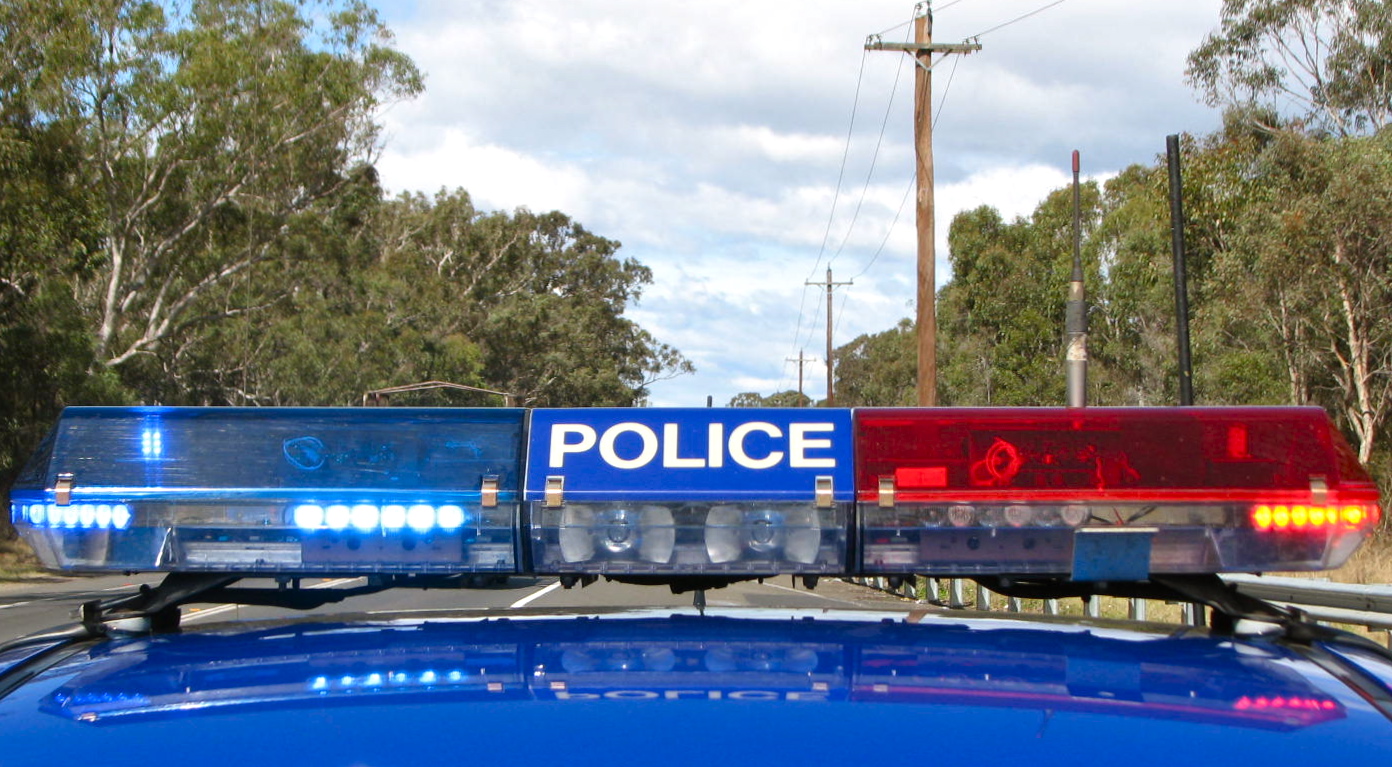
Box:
<box><xmin>0</xmin><ymin>536</ymin><xmax>41</xmax><ymax>580</ymax></box>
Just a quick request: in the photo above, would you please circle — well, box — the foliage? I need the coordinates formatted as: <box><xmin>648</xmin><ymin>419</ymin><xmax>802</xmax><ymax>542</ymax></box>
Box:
<box><xmin>728</xmin><ymin>390</ymin><xmax>813</xmax><ymax>408</ymax></box>
<box><xmin>0</xmin><ymin>1</ymin><xmax>692</xmax><ymax>541</ymax></box>
<box><xmin>831</xmin><ymin>319</ymin><xmax>917</xmax><ymax>407</ymax></box>
<box><xmin>1187</xmin><ymin>0</ymin><xmax>1392</xmax><ymax>135</ymax></box>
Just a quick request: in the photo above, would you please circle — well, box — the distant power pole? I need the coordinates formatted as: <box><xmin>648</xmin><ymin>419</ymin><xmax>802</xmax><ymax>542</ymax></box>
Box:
<box><xmin>806</xmin><ymin>268</ymin><xmax>852</xmax><ymax>405</ymax></box>
<box><xmin>867</xmin><ymin>4</ymin><xmax>981</xmax><ymax>406</ymax></box>
<box><xmin>785</xmin><ymin>350</ymin><xmax>819</xmax><ymax>405</ymax></box>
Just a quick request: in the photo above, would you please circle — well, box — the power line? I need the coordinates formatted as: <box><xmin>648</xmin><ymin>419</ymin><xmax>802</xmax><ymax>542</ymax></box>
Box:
<box><xmin>843</xmin><ymin>28</ymin><xmax>962</xmax><ymax>285</ymax></box>
<box><xmin>970</xmin><ymin>0</ymin><xmax>1066</xmax><ymax>39</ymax></box>
<box><xmin>828</xmin><ymin>22</ymin><xmax>911</xmax><ymax>269</ymax></box>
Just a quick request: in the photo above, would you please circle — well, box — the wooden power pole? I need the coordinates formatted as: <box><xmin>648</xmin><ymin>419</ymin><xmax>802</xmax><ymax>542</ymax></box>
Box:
<box><xmin>785</xmin><ymin>350</ymin><xmax>818</xmax><ymax>405</ymax></box>
<box><xmin>807</xmin><ymin>269</ymin><xmax>852</xmax><ymax>406</ymax></box>
<box><xmin>867</xmin><ymin>5</ymin><xmax>980</xmax><ymax>406</ymax></box>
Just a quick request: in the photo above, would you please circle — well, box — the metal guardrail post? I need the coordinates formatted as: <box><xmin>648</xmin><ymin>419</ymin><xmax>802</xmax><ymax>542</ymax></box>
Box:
<box><xmin>1007</xmin><ymin>597</ymin><xmax>1022</xmax><ymax>613</ymax></box>
<box><xmin>949</xmin><ymin>579</ymin><xmax>966</xmax><ymax>608</ymax></box>
<box><xmin>1129</xmin><ymin>598</ymin><xmax>1147</xmax><ymax>621</ymax></box>
<box><xmin>1044</xmin><ymin>599</ymin><xmax>1059</xmax><ymax>615</ymax></box>
<box><xmin>926</xmin><ymin>577</ymin><xmax>940</xmax><ymax>604</ymax></box>
<box><xmin>1084</xmin><ymin>596</ymin><xmax>1100</xmax><ymax>618</ymax></box>
<box><xmin>976</xmin><ymin>583</ymin><xmax>991</xmax><ymax>611</ymax></box>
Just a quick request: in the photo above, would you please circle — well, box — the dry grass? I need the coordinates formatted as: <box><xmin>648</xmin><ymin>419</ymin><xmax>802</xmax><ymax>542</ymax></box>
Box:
<box><xmin>0</xmin><ymin>536</ymin><xmax>41</xmax><ymax>580</ymax></box>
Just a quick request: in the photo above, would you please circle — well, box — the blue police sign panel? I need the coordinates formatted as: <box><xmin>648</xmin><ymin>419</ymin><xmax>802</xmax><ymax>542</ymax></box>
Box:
<box><xmin>525</xmin><ymin>409</ymin><xmax>854</xmax><ymax>502</ymax></box>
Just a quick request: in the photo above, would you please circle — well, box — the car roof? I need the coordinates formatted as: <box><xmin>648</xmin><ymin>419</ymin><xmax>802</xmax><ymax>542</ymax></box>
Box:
<box><xmin>2</xmin><ymin>607</ymin><xmax>1390</xmax><ymax>766</ymax></box>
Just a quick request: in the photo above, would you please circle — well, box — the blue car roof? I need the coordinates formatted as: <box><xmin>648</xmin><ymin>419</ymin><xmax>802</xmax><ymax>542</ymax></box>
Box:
<box><xmin>1</xmin><ymin>609</ymin><xmax>1389</xmax><ymax>766</ymax></box>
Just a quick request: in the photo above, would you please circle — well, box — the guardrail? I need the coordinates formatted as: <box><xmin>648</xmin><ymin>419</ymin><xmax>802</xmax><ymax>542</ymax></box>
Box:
<box><xmin>850</xmin><ymin>575</ymin><xmax>1392</xmax><ymax>644</ymax></box>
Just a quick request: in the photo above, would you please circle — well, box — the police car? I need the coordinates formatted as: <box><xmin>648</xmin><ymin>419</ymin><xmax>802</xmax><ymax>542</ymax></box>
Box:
<box><xmin>2</xmin><ymin>405</ymin><xmax>1391</xmax><ymax>765</ymax></box>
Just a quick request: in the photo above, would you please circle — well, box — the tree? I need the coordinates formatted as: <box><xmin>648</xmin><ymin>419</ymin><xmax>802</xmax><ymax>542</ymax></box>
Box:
<box><xmin>1</xmin><ymin>0</ymin><xmax>421</xmax><ymax>379</ymax></box>
<box><xmin>832</xmin><ymin>319</ymin><xmax>917</xmax><ymax>407</ymax></box>
<box><xmin>1187</xmin><ymin>0</ymin><xmax>1392</xmax><ymax>136</ymax></box>
<box><xmin>728</xmin><ymin>390</ymin><xmax>813</xmax><ymax>408</ymax></box>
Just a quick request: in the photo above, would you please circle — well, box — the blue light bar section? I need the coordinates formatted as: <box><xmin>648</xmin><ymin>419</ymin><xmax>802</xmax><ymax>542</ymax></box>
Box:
<box><xmin>524</xmin><ymin>408</ymin><xmax>854</xmax><ymax>502</ymax></box>
<box><xmin>10</xmin><ymin>407</ymin><xmax>526</xmax><ymax>573</ymax></box>
<box><xmin>13</xmin><ymin>407</ymin><xmax>525</xmax><ymax>501</ymax></box>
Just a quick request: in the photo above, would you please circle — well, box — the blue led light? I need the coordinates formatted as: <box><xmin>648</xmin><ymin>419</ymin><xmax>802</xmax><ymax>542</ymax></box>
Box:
<box><xmin>140</xmin><ymin>428</ymin><xmax>162</xmax><ymax>458</ymax></box>
<box><xmin>381</xmin><ymin>504</ymin><xmax>407</xmax><ymax>530</ymax></box>
<box><xmin>324</xmin><ymin>504</ymin><xmax>351</xmax><ymax>531</ymax></box>
<box><xmin>28</xmin><ymin>504</ymin><xmax>47</xmax><ymax>526</ymax></box>
<box><xmin>420</xmin><ymin>670</ymin><xmax>438</xmax><ymax>685</ymax></box>
<box><xmin>77</xmin><ymin>504</ymin><xmax>96</xmax><ymax>528</ymax></box>
<box><xmin>311</xmin><ymin>676</ymin><xmax>329</xmax><ymax>691</ymax></box>
<box><xmin>437</xmin><ymin>504</ymin><xmax>465</xmax><ymax>530</ymax></box>
<box><xmin>407</xmin><ymin>504</ymin><xmax>435</xmax><ymax>532</ymax></box>
<box><xmin>60</xmin><ymin>505</ymin><xmax>79</xmax><ymax>527</ymax></box>
<box><xmin>350</xmin><ymin>504</ymin><xmax>380</xmax><ymax>532</ymax></box>
<box><xmin>111</xmin><ymin>504</ymin><xmax>132</xmax><ymax>530</ymax></box>
<box><xmin>293</xmin><ymin>504</ymin><xmax>325</xmax><ymax>529</ymax></box>
<box><xmin>290</xmin><ymin>501</ymin><xmax>474</xmax><ymax>533</ymax></box>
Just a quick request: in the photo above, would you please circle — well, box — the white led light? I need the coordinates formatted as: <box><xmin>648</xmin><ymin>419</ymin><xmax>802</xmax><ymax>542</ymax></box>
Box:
<box><xmin>381</xmin><ymin>504</ymin><xmax>407</xmax><ymax>530</ymax></box>
<box><xmin>1005</xmin><ymin>505</ymin><xmax>1032</xmax><ymax>527</ymax></box>
<box><xmin>293</xmin><ymin>504</ymin><xmax>326</xmax><ymax>529</ymax></box>
<box><xmin>1061</xmin><ymin>505</ymin><xmax>1088</xmax><ymax>527</ymax></box>
<box><xmin>436</xmin><ymin>504</ymin><xmax>465</xmax><ymax>530</ymax></box>
<box><xmin>112</xmin><ymin>504</ymin><xmax>132</xmax><ymax>530</ymax></box>
<box><xmin>94</xmin><ymin>504</ymin><xmax>113</xmax><ymax>528</ymax></box>
<box><xmin>61</xmin><ymin>505</ymin><xmax>80</xmax><ymax>527</ymax></box>
<box><xmin>325</xmin><ymin>504</ymin><xmax>351</xmax><ymax>531</ymax></box>
<box><xmin>77</xmin><ymin>504</ymin><xmax>96</xmax><ymax>528</ymax></box>
<box><xmin>350</xmin><ymin>504</ymin><xmax>380</xmax><ymax>531</ymax></box>
<box><xmin>407</xmin><ymin>504</ymin><xmax>435</xmax><ymax>531</ymax></box>
<box><xmin>948</xmin><ymin>505</ymin><xmax>974</xmax><ymax>527</ymax></box>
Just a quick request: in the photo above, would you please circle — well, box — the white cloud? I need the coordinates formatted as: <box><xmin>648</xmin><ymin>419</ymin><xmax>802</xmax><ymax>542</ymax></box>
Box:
<box><xmin>374</xmin><ymin>0</ymin><xmax>1224</xmax><ymax>407</ymax></box>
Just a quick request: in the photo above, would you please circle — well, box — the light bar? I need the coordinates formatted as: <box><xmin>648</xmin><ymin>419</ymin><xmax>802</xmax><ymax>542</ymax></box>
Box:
<box><xmin>9</xmin><ymin>407</ymin><xmax>526</xmax><ymax>573</ymax></box>
<box><xmin>855</xmin><ymin>407</ymin><xmax>1382</xmax><ymax>578</ymax></box>
<box><xmin>524</xmin><ymin>409</ymin><xmax>854</xmax><ymax>575</ymax></box>
<box><xmin>9</xmin><ymin>405</ymin><xmax>1383</xmax><ymax>582</ymax></box>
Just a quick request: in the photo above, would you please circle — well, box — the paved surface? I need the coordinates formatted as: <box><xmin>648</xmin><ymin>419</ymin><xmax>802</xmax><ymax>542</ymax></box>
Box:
<box><xmin>0</xmin><ymin>573</ymin><xmax>918</xmax><ymax>641</ymax></box>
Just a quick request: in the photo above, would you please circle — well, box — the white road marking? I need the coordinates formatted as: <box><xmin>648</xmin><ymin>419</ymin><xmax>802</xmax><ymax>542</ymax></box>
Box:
<box><xmin>0</xmin><ymin>580</ymin><xmax>152</xmax><ymax>610</ymax></box>
<box><xmin>182</xmin><ymin>577</ymin><xmax>364</xmax><ymax>623</ymax></box>
<box><xmin>509</xmin><ymin>581</ymin><xmax>562</xmax><ymax>609</ymax></box>
<box><xmin>759</xmin><ymin>581</ymin><xmax>866</xmax><ymax>607</ymax></box>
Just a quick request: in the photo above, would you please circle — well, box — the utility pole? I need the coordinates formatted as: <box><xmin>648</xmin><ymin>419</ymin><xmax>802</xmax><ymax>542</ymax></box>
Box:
<box><xmin>806</xmin><ymin>268</ymin><xmax>852</xmax><ymax>405</ymax></box>
<box><xmin>785</xmin><ymin>350</ymin><xmax>818</xmax><ymax>405</ymax></box>
<box><xmin>867</xmin><ymin>4</ymin><xmax>980</xmax><ymax>406</ymax></box>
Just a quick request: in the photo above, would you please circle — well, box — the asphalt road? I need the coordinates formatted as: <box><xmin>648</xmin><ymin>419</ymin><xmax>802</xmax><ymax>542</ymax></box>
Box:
<box><xmin>0</xmin><ymin>572</ymin><xmax>914</xmax><ymax>642</ymax></box>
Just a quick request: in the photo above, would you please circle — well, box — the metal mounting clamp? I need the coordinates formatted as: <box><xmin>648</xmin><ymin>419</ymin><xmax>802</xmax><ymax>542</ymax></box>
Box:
<box><xmin>55</xmin><ymin>473</ymin><xmax>75</xmax><ymax>506</ymax></box>
<box><xmin>545</xmin><ymin>476</ymin><xmax>564</xmax><ymax>508</ymax></box>
<box><xmin>878</xmin><ymin>476</ymin><xmax>896</xmax><ymax>508</ymax></box>
<box><xmin>815</xmin><ymin>476</ymin><xmax>834</xmax><ymax>509</ymax></box>
<box><xmin>481</xmin><ymin>476</ymin><xmax>499</xmax><ymax>508</ymax></box>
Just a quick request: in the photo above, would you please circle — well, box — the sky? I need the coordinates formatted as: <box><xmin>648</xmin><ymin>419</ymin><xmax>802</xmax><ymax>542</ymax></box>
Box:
<box><xmin>371</xmin><ymin>0</ymin><xmax>1224</xmax><ymax>407</ymax></box>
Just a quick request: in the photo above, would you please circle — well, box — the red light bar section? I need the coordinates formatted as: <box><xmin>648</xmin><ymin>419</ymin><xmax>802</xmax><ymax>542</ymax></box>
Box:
<box><xmin>854</xmin><ymin>407</ymin><xmax>1380</xmax><ymax>509</ymax></box>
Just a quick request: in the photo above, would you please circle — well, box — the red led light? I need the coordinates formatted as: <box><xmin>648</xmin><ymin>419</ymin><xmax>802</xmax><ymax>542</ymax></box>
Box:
<box><xmin>1250</xmin><ymin>503</ymin><xmax>1379</xmax><ymax>532</ymax></box>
